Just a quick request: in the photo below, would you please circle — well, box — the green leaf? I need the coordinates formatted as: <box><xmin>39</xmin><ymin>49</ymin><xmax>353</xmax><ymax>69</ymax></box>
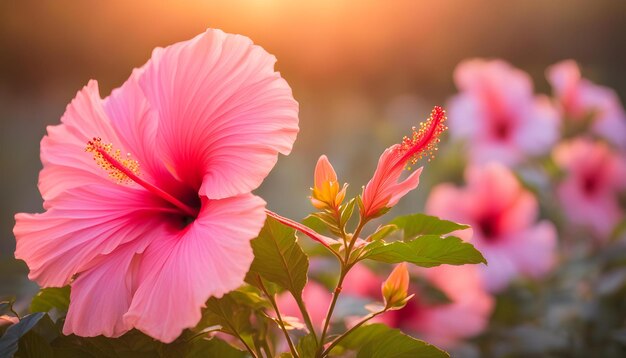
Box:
<box><xmin>186</xmin><ymin>337</ymin><xmax>247</xmax><ymax>358</ymax></box>
<box><xmin>17</xmin><ymin>330</ymin><xmax>54</xmax><ymax>358</ymax></box>
<box><xmin>302</xmin><ymin>215</ymin><xmax>329</xmax><ymax>235</ymax></box>
<box><xmin>30</xmin><ymin>286</ymin><xmax>71</xmax><ymax>313</ymax></box>
<box><xmin>311</xmin><ymin>212</ymin><xmax>342</xmax><ymax>236</ymax></box>
<box><xmin>227</xmin><ymin>286</ymin><xmax>271</xmax><ymax>311</ymax></box>
<box><xmin>52</xmin><ymin>329</ymin><xmax>158</xmax><ymax>358</ymax></box>
<box><xmin>247</xmin><ymin>217</ymin><xmax>309</xmax><ymax>297</ymax></box>
<box><xmin>200</xmin><ymin>294</ymin><xmax>253</xmax><ymax>336</ymax></box>
<box><xmin>0</xmin><ymin>312</ymin><xmax>46</xmax><ymax>357</ymax></box>
<box><xmin>390</xmin><ymin>214</ymin><xmax>469</xmax><ymax>241</ymax></box>
<box><xmin>296</xmin><ymin>333</ymin><xmax>317</xmax><ymax>357</ymax></box>
<box><xmin>361</xmin><ymin>235</ymin><xmax>486</xmax><ymax>267</ymax></box>
<box><xmin>366</xmin><ymin>224</ymin><xmax>398</xmax><ymax>242</ymax></box>
<box><xmin>340</xmin><ymin>198</ymin><xmax>357</xmax><ymax>228</ymax></box>
<box><xmin>331</xmin><ymin>323</ymin><xmax>448</xmax><ymax>358</ymax></box>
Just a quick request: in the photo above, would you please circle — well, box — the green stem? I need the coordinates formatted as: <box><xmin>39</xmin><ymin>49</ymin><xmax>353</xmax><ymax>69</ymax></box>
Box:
<box><xmin>296</xmin><ymin>295</ymin><xmax>319</xmax><ymax>343</ymax></box>
<box><xmin>345</xmin><ymin>218</ymin><xmax>367</xmax><ymax>263</ymax></box>
<box><xmin>321</xmin><ymin>310</ymin><xmax>386</xmax><ymax>357</ymax></box>
<box><xmin>316</xmin><ymin>265</ymin><xmax>348</xmax><ymax>357</ymax></box>
<box><xmin>315</xmin><ymin>217</ymin><xmax>369</xmax><ymax>356</ymax></box>
<box><xmin>257</xmin><ymin>275</ymin><xmax>299</xmax><ymax>358</ymax></box>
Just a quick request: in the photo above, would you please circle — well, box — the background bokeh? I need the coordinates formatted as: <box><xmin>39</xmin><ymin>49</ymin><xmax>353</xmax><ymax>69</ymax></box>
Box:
<box><xmin>1</xmin><ymin>0</ymin><xmax>625</xmax><ymax>349</ymax></box>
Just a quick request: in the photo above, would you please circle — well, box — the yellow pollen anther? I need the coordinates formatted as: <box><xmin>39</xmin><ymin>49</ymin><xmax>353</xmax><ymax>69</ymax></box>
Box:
<box><xmin>85</xmin><ymin>137</ymin><xmax>140</xmax><ymax>183</ymax></box>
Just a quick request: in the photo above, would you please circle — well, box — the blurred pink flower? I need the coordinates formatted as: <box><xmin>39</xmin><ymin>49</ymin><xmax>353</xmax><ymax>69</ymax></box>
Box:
<box><xmin>361</xmin><ymin>106</ymin><xmax>446</xmax><ymax>219</ymax></box>
<box><xmin>343</xmin><ymin>264</ymin><xmax>493</xmax><ymax>348</ymax></box>
<box><xmin>426</xmin><ymin>163</ymin><xmax>557</xmax><ymax>292</ymax></box>
<box><xmin>553</xmin><ymin>138</ymin><xmax>626</xmax><ymax>238</ymax></box>
<box><xmin>448</xmin><ymin>59</ymin><xmax>559</xmax><ymax>165</ymax></box>
<box><xmin>13</xmin><ymin>29</ymin><xmax>299</xmax><ymax>342</ymax></box>
<box><xmin>547</xmin><ymin>60</ymin><xmax>626</xmax><ymax>149</ymax></box>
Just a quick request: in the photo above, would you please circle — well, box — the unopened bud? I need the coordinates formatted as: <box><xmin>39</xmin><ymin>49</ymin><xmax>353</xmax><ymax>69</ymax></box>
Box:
<box><xmin>381</xmin><ymin>263</ymin><xmax>413</xmax><ymax>310</ymax></box>
<box><xmin>310</xmin><ymin>155</ymin><xmax>347</xmax><ymax>210</ymax></box>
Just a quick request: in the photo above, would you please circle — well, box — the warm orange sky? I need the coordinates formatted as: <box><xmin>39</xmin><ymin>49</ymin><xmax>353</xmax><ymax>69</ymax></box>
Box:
<box><xmin>2</xmin><ymin>0</ymin><xmax>624</xmax><ymax>100</ymax></box>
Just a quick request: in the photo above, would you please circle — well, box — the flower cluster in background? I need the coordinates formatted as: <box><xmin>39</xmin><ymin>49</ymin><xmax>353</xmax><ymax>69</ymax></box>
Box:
<box><xmin>282</xmin><ymin>58</ymin><xmax>626</xmax><ymax>357</ymax></box>
<box><xmin>411</xmin><ymin>59</ymin><xmax>625</xmax><ymax>355</ymax></box>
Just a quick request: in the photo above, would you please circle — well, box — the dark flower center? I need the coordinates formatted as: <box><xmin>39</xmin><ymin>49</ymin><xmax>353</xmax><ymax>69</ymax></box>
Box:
<box><xmin>582</xmin><ymin>174</ymin><xmax>599</xmax><ymax>196</ymax></box>
<box><xmin>477</xmin><ymin>213</ymin><xmax>500</xmax><ymax>242</ymax></box>
<box><xmin>491</xmin><ymin>114</ymin><xmax>512</xmax><ymax>141</ymax></box>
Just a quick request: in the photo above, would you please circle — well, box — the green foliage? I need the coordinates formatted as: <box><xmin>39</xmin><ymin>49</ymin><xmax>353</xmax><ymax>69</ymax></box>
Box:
<box><xmin>246</xmin><ymin>216</ymin><xmax>309</xmax><ymax>297</ymax></box>
<box><xmin>185</xmin><ymin>338</ymin><xmax>247</xmax><ymax>358</ymax></box>
<box><xmin>302</xmin><ymin>215</ymin><xmax>330</xmax><ymax>236</ymax></box>
<box><xmin>329</xmin><ymin>323</ymin><xmax>448</xmax><ymax>357</ymax></box>
<box><xmin>390</xmin><ymin>214</ymin><xmax>469</xmax><ymax>241</ymax></box>
<box><xmin>365</xmin><ymin>224</ymin><xmax>398</xmax><ymax>242</ymax></box>
<box><xmin>30</xmin><ymin>286</ymin><xmax>70</xmax><ymax>313</ymax></box>
<box><xmin>339</xmin><ymin>198</ymin><xmax>357</xmax><ymax>229</ymax></box>
<box><xmin>361</xmin><ymin>235</ymin><xmax>486</xmax><ymax>267</ymax></box>
<box><xmin>0</xmin><ymin>312</ymin><xmax>46</xmax><ymax>357</ymax></box>
<box><xmin>53</xmin><ymin>330</ymin><xmax>158</xmax><ymax>358</ymax></box>
<box><xmin>200</xmin><ymin>293</ymin><xmax>256</xmax><ymax>337</ymax></box>
<box><xmin>296</xmin><ymin>333</ymin><xmax>317</xmax><ymax>357</ymax></box>
<box><xmin>311</xmin><ymin>211</ymin><xmax>343</xmax><ymax>236</ymax></box>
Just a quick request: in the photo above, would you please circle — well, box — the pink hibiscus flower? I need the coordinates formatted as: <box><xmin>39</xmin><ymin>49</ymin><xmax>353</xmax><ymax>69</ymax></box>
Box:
<box><xmin>342</xmin><ymin>264</ymin><xmax>494</xmax><ymax>348</ymax></box>
<box><xmin>426</xmin><ymin>163</ymin><xmax>557</xmax><ymax>292</ymax></box>
<box><xmin>553</xmin><ymin>138</ymin><xmax>626</xmax><ymax>238</ymax></box>
<box><xmin>361</xmin><ymin>106</ymin><xmax>446</xmax><ymax>219</ymax></box>
<box><xmin>448</xmin><ymin>59</ymin><xmax>559</xmax><ymax>165</ymax></box>
<box><xmin>547</xmin><ymin>60</ymin><xmax>626</xmax><ymax>150</ymax></box>
<box><xmin>13</xmin><ymin>29</ymin><xmax>299</xmax><ymax>342</ymax></box>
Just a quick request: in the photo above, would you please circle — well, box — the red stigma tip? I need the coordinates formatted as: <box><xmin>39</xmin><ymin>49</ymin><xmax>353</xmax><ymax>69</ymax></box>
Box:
<box><xmin>397</xmin><ymin>106</ymin><xmax>447</xmax><ymax>168</ymax></box>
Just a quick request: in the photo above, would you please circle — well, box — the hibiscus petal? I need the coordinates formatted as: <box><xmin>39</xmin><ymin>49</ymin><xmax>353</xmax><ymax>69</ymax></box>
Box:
<box><xmin>418</xmin><ymin>265</ymin><xmax>494</xmax><ymax>348</ymax></box>
<box><xmin>124</xmin><ymin>194</ymin><xmax>266</xmax><ymax>343</ymax></box>
<box><xmin>425</xmin><ymin>183</ymin><xmax>472</xmax><ymax>240</ymax></box>
<box><xmin>508</xmin><ymin>222</ymin><xmax>557</xmax><ymax>279</ymax></box>
<box><xmin>103</xmin><ymin>69</ymin><xmax>196</xmax><ymax>201</ymax></box>
<box><xmin>514</xmin><ymin>95</ymin><xmax>560</xmax><ymax>156</ymax></box>
<box><xmin>103</xmin><ymin>69</ymin><xmax>162</xmax><ymax>182</ymax></box>
<box><xmin>138</xmin><ymin>29</ymin><xmax>298</xmax><ymax>199</ymax></box>
<box><xmin>387</xmin><ymin>167</ymin><xmax>422</xmax><ymax>207</ymax></box>
<box><xmin>63</xmin><ymin>241</ymin><xmax>148</xmax><ymax>338</ymax></box>
<box><xmin>39</xmin><ymin>80</ymin><xmax>127</xmax><ymax>201</ymax></box>
<box><xmin>14</xmin><ymin>184</ymin><xmax>164</xmax><ymax>287</ymax></box>
<box><xmin>546</xmin><ymin>60</ymin><xmax>580</xmax><ymax>100</ymax></box>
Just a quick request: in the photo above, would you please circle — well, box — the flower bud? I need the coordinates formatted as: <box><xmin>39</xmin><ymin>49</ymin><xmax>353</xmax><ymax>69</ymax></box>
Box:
<box><xmin>310</xmin><ymin>155</ymin><xmax>347</xmax><ymax>210</ymax></box>
<box><xmin>381</xmin><ymin>263</ymin><xmax>413</xmax><ymax>310</ymax></box>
